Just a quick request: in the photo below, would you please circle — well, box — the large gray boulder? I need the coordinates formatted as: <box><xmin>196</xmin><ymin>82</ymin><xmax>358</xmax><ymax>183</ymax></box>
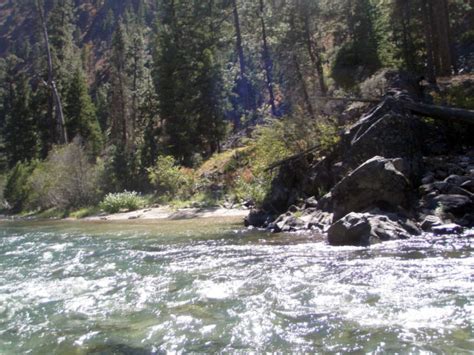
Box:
<box><xmin>327</xmin><ymin>156</ymin><xmax>413</xmax><ymax>221</ymax></box>
<box><xmin>342</xmin><ymin>111</ymin><xmax>422</xmax><ymax>173</ymax></box>
<box><xmin>328</xmin><ymin>211</ymin><xmax>421</xmax><ymax>246</ymax></box>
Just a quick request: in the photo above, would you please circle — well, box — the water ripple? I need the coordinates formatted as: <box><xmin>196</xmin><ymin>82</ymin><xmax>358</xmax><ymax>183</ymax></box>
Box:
<box><xmin>0</xmin><ymin>220</ymin><xmax>473</xmax><ymax>353</ymax></box>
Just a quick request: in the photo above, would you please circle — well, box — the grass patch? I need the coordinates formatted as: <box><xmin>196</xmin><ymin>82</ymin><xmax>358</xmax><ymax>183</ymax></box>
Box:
<box><xmin>167</xmin><ymin>192</ymin><xmax>221</xmax><ymax>210</ymax></box>
<box><xmin>34</xmin><ymin>208</ymin><xmax>68</xmax><ymax>219</ymax></box>
<box><xmin>197</xmin><ymin>147</ymin><xmax>250</xmax><ymax>176</ymax></box>
<box><xmin>69</xmin><ymin>206</ymin><xmax>101</xmax><ymax>219</ymax></box>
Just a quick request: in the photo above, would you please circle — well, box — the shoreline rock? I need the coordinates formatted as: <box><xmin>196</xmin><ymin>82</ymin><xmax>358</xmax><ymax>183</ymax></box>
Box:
<box><xmin>245</xmin><ymin>71</ymin><xmax>474</xmax><ymax>245</ymax></box>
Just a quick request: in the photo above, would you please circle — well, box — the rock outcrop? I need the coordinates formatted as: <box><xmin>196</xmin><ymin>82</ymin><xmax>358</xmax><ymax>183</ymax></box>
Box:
<box><xmin>322</xmin><ymin>156</ymin><xmax>413</xmax><ymax>221</ymax></box>
<box><xmin>328</xmin><ymin>211</ymin><xmax>420</xmax><ymax>246</ymax></box>
<box><xmin>245</xmin><ymin>70</ymin><xmax>474</xmax><ymax>245</ymax></box>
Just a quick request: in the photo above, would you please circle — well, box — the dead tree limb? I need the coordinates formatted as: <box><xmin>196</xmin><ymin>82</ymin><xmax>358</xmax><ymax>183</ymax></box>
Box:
<box><xmin>403</xmin><ymin>101</ymin><xmax>474</xmax><ymax>124</ymax></box>
<box><xmin>317</xmin><ymin>95</ymin><xmax>474</xmax><ymax>123</ymax></box>
<box><xmin>36</xmin><ymin>0</ymin><xmax>68</xmax><ymax>145</ymax></box>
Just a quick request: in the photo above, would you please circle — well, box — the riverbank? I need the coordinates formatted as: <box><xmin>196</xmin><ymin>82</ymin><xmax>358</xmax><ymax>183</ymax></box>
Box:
<box><xmin>82</xmin><ymin>206</ymin><xmax>249</xmax><ymax>221</ymax></box>
<box><xmin>0</xmin><ymin>206</ymin><xmax>249</xmax><ymax>223</ymax></box>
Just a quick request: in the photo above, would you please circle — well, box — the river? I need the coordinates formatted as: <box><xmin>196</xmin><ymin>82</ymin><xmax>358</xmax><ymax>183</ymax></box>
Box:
<box><xmin>0</xmin><ymin>218</ymin><xmax>473</xmax><ymax>354</ymax></box>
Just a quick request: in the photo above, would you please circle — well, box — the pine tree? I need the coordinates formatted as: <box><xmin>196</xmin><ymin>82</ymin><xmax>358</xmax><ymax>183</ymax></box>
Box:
<box><xmin>108</xmin><ymin>22</ymin><xmax>131</xmax><ymax>148</ymax></box>
<box><xmin>153</xmin><ymin>0</ymin><xmax>227</xmax><ymax>165</ymax></box>
<box><xmin>65</xmin><ymin>67</ymin><xmax>103</xmax><ymax>156</ymax></box>
<box><xmin>4</xmin><ymin>73</ymin><xmax>39</xmax><ymax>167</ymax></box>
<box><xmin>332</xmin><ymin>0</ymin><xmax>381</xmax><ymax>89</ymax></box>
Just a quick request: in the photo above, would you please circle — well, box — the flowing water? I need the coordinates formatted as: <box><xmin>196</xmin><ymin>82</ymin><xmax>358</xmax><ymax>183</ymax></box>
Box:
<box><xmin>0</xmin><ymin>218</ymin><xmax>473</xmax><ymax>354</ymax></box>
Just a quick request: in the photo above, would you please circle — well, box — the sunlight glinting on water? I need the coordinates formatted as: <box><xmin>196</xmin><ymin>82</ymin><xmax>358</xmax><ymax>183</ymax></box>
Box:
<box><xmin>0</xmin><ymin>221</ymin><xmax>473</xmax><ymax>353</ymax></box>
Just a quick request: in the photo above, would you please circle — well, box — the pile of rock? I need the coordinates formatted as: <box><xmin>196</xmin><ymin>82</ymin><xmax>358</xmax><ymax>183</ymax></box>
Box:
<box><xmin>246</xmin><ymin>153</ymin><xmax>473</xmax><ymax>246</ymax></box>
<box><xmin>418</xmin><ymin>154</ymin><xmax>474</xmax><ymax>232</ymax></box>
<box><xmin>244</xmin><ymin>71</ymin><xmax>474</xmax><ymax>246</ymax></box>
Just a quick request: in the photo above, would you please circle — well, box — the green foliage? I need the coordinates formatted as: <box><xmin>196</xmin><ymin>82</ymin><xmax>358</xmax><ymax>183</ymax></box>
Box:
<box><xmin>441</xmin><ymin>86</ymin><xmax>474</xmax><ymax>110</ymax></box>
<box><xmin>331</xmin><ymin>0</ymin><xmax>381</xmax><ymax>89</ymax></box>
<box><xmin>460</xmin><ymin>30</ymin><xmax>474</xmax><ymax>46</ymax></box>
<box><xmin>65</xmin><ymin>68</ymin><xmax>103</xmax><ymax>156</ymax></box>
<box><xmin>153</xmin><ymin>0</ymin><xmax>227</xmax><ymax>165</ymax></box>
<box><xmin>102</xmin><ymin>144</ymin><xmax>147</xmax><ymax>193</ymax></box>
<box><xmin>147</xmin><ymin>155</ymin><xmax>196</xmax><ymax>199</ymax></box>
<box><xmin>4</xmin><ymin>161</ymin><xmax>36</xmax><ymax>212</ymax></box>
<box><xmin>69</xmin><ymin>206</ymin><xmax>101</xmax><ymax>219</ymax></box>
<box><xmin>227</xmin><ymin>115</ymin><xmax>340</xmax><ymax>206</ymax></box>
<box><xmin>3</xmin><ymin>71</ymin><xmax>39</xmax><ymax>167</ymax></box>
<box><xmin>232</xmin><ymin>175</ymin><xmax>269</xmax><ymax>207</ymax></box>
<box><xmin>332</xmin><ymin>41</ymin><xmax>381</xmax><ymax>90</ymax></box>
<box><xmin>27</xmin><ymin>141</ymin><xmax>104</xmax><ymax>210</ymax></box>
<box><xmin>99</xmin><ymin>191</ymin><xmax>146</xmax><ymax>214</ymax></box>
<box><xmin>0</xmin><ymin>173</ymin><xmax>6</xmax><ymax>209</ymax></box>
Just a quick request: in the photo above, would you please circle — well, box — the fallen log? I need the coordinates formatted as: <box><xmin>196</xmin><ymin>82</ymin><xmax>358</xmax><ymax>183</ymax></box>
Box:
<box><xmin>318</xmin><ymin>95</ymin><xmax>474</xmax><ymax>124</ymax></box>
<box><xmin>403</xmin><ymin>101</ymin><xmax>474</xmax><ymax>124</ymax></box>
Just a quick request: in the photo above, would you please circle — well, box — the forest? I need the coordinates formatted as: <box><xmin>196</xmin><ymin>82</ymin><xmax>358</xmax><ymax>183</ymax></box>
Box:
<box><xmin>0</xmin><ymin>0</ymin><xmax>473</xmax><ymax>217</ymax></box>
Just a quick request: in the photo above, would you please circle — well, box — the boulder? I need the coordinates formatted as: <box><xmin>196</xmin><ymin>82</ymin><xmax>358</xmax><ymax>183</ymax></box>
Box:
<box><xmin>420</xmin><ymin>182</ymin><xmax>474</xmax><ymax>198</ymax></box>
<box><xmin>461</xmin><ymin>180</ymin><xmax>474</xmax><ymax>193</ymax></box>
<box><xmin>304</xmin><ymin>196</ymin><xmax>319</xmax><ymax>209</ymax></box>
<box><xmin>327</xmin><ymin>213</ymin><xmax>371</xmax><ymax>246</ymax></box>
<box><xmin>341</xmin><ymin>110</ymin><xmax>422</xmax><ymax>175</ymax></box>
<box><xmin>328</xmin><ymin>156</ymin><xmax>413</xmax><ymax>220</ymax></box>
<box><xmin>273</xmin><ymin>215</ymin><xmax>305</xmax><ymax>233</ymax></box>
<box><xmin>328</xmin><ymin>211</ymin><xmax>420</xmax><ymax>246</ymax></box>
<box><xmin>444</xmin><ymin>175</ymin><xmax>470</xmax><ymax>186</ymax></box>
<box><xmin>431</xmin><ymin>224</ymin><xmax>463</xmax><ymax>235</ymax></box>
<box><xmin>421</xmin><ymin>215</ymin><xmax>443</xmax><ymax>231</ymax></box>
<box><xmin>421</xmin><ymin>173</ymin><xmax>435</xmax><ymax>185</ymax></box>
<box><xmin>433</xmin><ymin>194</ymin><xmax>474</xmax><ymax>217</ymax></box>
<box><xmin>245</xmin><ymin>210</ymin><xmax>273</xmax><ymax>228</ymax></box>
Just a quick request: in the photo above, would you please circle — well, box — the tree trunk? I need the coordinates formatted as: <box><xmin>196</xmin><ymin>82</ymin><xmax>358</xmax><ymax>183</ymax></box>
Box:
<box><xmin>421</xmin><ymin>0</ymin><xmax>436</xmax><ymax>83</ymax></box>
<box><xmin>258</xmin><ymin>0</ymin><xmax>277</xmax><ymax>116</ymax></box>
<box><xmin>36</xmin><ymin>0</ymin><xmax>68</xmax><ymax>145</ymax></box>
<box><xmin>231</xmin><ymin>0</ymin><xmax>254</xmax><ymax>126</ymax></box>
<box><xmin>435</xmin><ymin>0</ymin><xmax>453</xmax><ymax>75</ymax></box>
<box><xmin>292</xmin><ymin>54</ymin><xmax>315</xmax><ymax>119</ymax></box>
<box><xmin>399</xmin><ymin>0</ymin><xmax>416</xmax><ymax>72</ymax></box>
<box><xmin>303</xmin><ymin>13</ymin><xmax>327</xmax><ymax>96</ymax></box>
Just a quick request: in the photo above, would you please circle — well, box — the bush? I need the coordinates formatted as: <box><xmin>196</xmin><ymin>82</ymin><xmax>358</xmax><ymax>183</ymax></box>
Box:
<box><xmin>4</xmin><ymin>161</ymin><xmax>36</xmax><ymax>212</ymax></box>
<box><xmin>0</xmin><ymin>173</ymin><xmax>6</xmax><ymax>210</ymax></box>
<box><xmin>227</xmin><ymin>115</ymin><xmax>340</xmax><ymax>207</ymax></box>
<box><xmin>27</xmin><ymin>141</ymin><xmax>104</xmax><ymax>210</ymax></box>
<box><xmin>99</xmin><ymin>191</ymin><xmax>146</xmax><ymax>213</ymax></box>
<box><xmin>147</xmin><ymin>155</ymin><xmax>196</xmax><ymax>199</ymax></box>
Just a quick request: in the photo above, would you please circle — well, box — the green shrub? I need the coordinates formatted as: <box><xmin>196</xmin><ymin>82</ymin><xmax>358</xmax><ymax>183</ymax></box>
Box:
<box><xmin>0</xmin><ymin>173</ymin><xmax>7</xmax><ymax>210</ymax></box>
<box><xmin>147</xmin><ymin>155</ymin><xmax>196</xmax><ymax>199</ymax></box>
<box><xmin>99</xmin><ymin>191</ymin><xmax>146</xmax><ymax>213</ymax></box>
<box><xmin>27</xmin><ymin>141</ymin><xmax>104</xmax><ymax>210</ymax></box>
<box><xmin>232</xmin><ymin>175</ymin><xmax>269</xmax><ymax>206</ymax></box>
<box><xmin>228</xmin><ymin>115</ymin><xmax>340</xmax><ymax>207</ymax></box>
<box><xmin>4</xmin><ymin>161</ymin><xmax>36</xmax><ymax>212</ymax></box>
